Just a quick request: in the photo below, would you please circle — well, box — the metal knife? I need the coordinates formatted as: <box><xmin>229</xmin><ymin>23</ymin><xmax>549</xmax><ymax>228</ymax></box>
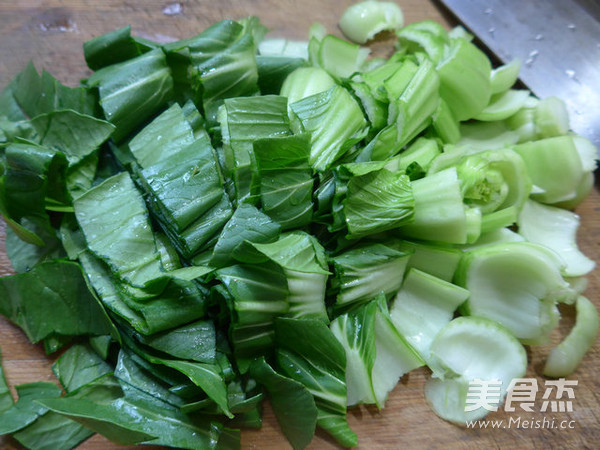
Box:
<box><xmin>436</xmin><ymin>0</ymin><xmax>600</xmax><ymax>150</ymax></box>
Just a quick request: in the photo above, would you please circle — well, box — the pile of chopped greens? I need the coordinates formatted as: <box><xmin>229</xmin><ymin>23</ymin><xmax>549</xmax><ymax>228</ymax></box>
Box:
<box><xmin>0</xmin><ymin>2</ymin><xmax>598</xmax><ymax>449</ymax></box>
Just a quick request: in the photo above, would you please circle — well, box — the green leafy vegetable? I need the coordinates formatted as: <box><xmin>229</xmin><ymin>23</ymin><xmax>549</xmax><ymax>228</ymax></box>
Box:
<box><xmin>87</xmin><ymin>49</ymin><xmax>175</xmax><ymax>141</ymax></box>
<box><xmin>28</xmin><ymin>110</ymin><xmax>115</xmax><ymax>165</ymax></box>
<box><xmin>74</xmin><ymin>172</ymin><xmax>165</xmax><ymax>289</ymax></box>
<box><xmin>331</xmin><ymin>243</ymin><xmax>411</xmax><ymax>311</ymax></box>
<box><xmin>330</xmin><ymin>301</ymin><xmax>377</xmax><ymax>406</ymax></box>
<box><xmin>0</xmin><ymin>382</ymin><xmax>63</xmax><ymax>435</ymax></box>
<box><xmin>79</xmin><ymin>252</ymin><xmax>207</xmax><ymax>335</ymax></box>
<box><xmin>0</xmin><ymin>261</ymin><xmax>114</xmax><ymax>343</ymax></box>
<box><xmin>83</xmin><ymin>25</ymin><xmax>151</xmax><ymax>70</ymax></box>
<box><xmin>2</xmin><ymin>141</ymin><xmax>68</xmax><ymax>235</ymax></box>
<box><xmin>252</xmin><ymin>232</ymin><xmax>329</xmax><ymax>321</ymax></box>
<box><xmin>135</xmin><ymin>320</ymin><xmax>216</xmax><ymax>364</ymax></box>
<box><xmin>216</xmin><ymin>262</ymin><xmax>289</xmax><ymax>373</ymax></box>
<box><xmin>210</xmin><ymin>203</ymin><xmax>281</xmax><ymax>267</ymax></box>
<box><xmin>182</xmin><ymin>19</ymin><xmax>262</xmax><ymax>124</ymax></box>
<box><xmin>5</xmin><ymin>219</ymin><xmax>65</xmax><ymax>273</ymax></box>
<box><xmin>12</xmin><ymin>409</ymin><xmax>94</xmax><ymax>450</ymax></box>
<box><xmin>290</xmin><ymin>85</ymin><xmax>368</xmax><ymax>171</ymax></box>
<box><xmin>250</xmin><ymin>357</ymin><xmax>317</xmax><ymax>450</ymax></box>
<box><xmin>52</xmin><ymin>344</ymin><xmax>112</xmax><ymax>394</ymax></box>
<box><xmin>253</xmin><ymin>134</ymin><xmax>314</xmax><ymax>229</ymax></box>
<box><xmin>219</xmin><ymin>95</ymin><xmax>290</xmax><ymax>204</ymax></box>
<box><xmin>343</xmin><ymin>168</ymin><xmax>414</xmax><ymax>237</ymax></box>
<box><xmin>275</xmin><ymin>318</ymin><xmax>357</xmax><ymax>447</ymax></box>
<box><xmin>0</xmin><ymin>63</ymin><xmax>98</xmax><ymax>121</ymax></box>
<box><xmin>0</xmin><ymin>7</ymin><xmax>598</xmax><ymax>449</ymax></box>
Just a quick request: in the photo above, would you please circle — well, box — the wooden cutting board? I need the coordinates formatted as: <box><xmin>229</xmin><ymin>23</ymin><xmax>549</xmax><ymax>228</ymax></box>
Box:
<box><xmin>0</xmin><ymin>1</ymin><xmax>598</xmax><ymax>448</ymax></box>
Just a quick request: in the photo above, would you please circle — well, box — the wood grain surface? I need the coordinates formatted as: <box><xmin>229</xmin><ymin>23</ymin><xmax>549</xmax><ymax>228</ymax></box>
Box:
<box><xmin>1</xmin><ymin>1</ymin><xmax>599</xmax><ymax>449</ymax></box>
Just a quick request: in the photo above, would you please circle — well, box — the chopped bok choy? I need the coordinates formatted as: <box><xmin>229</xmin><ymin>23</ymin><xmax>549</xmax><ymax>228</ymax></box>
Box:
<box><xmin>0</xmin><ymin>2</ymin><xmax>597</xmax><ymax>449</ymax></box>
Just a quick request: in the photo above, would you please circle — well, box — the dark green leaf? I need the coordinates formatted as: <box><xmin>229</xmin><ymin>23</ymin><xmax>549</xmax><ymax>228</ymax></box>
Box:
<box><xmin>0</xmin><ymin>76</ymin><xmax>28</xmax><ymax>122</ymax></box>
<box><xmin>0</xmin><ymin>113</ymin><xmax>33</xmax><ymax>143</ymax></box>
<box><xmin>43</xmin><ymin>334</ymin><xmax>73</xmax><ymax>355</ymax></box>
<box><xmin>3</xmin><ymin>141</ymin><xmax>68</xmax><ymax>225</ymax></box>
<box><xmin>119</xmin><ymin>329</ymin><xmax>232</xmax><ymax>418</ymax></box>
<box><xmin>159</xmin><ymin>360</ymin><xmax>232</xmax><ymax>418</ymax></box>
<box><xmin>66</xmin><ymin>151</ymin><xmax>99</xmax><ymax>200</ymax></box>
<box><xmin>253</xmin><ymin>133</ymin><xmax>314</xmax><ymax>230</ymax></box>
<box><xmin>275</xmin><ymin>318</ymin><xmax>357</xmax><ymax>447</ymax></box>
<box><xmin>289</xmin><ymin>85</ymin><xmax>368</xmax><ymax>171</ymax></box>
<box><xmin>257</xmin><ymin>55</ymin><xmax>308</xmax><ymax>95</ymax></box>
<box><xmin>39</xmin><ymin>369</ymin><xmax>235</xmax><ymax>449</ymax></box>
<box><xmin>251</xmin><ymin>231</ymin><xmax>329</xmax><ymax>275</ymax></box>
<box><xmin>5</xmin><ymin>218</ymin><xmax>65</xmax><ymax>273</ymax></box>
<box><xmin>220</xmin><ymin>95</ymin><xmax>290</xmax><ymax>204</ymax></box>
<box><xmin>74</xmin><ymin>171</ymin><xmax>165</xmax><ymax>289</ymax></box>
<box><xmin>0</xmin><ymin>382</ymin><xmax>62</xmax><ymax>435</ymax></box>
<box><xmin>87</xmin><ymin>49</ymin><xmax>174</xmax><ymax>142</ymax></box>
<box><xmin>29</xmin><ymin>110</ymin><xmax>114</xmax><ymax>165</ymax></box>
<box><xmin>59</xmin><ymin>213</ymin><xmax>87</xmax><ymax>260</ymax></box>
<box><xmin>84</xmin><ymin>25</ymin><xmax>147</xmax><ymax>70</ymax></box>
<box><xmin>343</xmin><ymin>168</ymin><xmax>414</xmax><ymax>238</ymax></box>
<box><xmin>193</xmin><ymin>33</ymin><xmax>260</xmax><ymax>124</ymax></box>
<box><xmin>164</xmin><ymin>20</ymin><xmax>258</xmax><ymax>124</ymax></box>
<box><xmin>226</xmin><ymin>380</ymin><xmax>263</xmax><ymax>415</ymax></box>
<box><xmin>52</xmin><ymin>344</ymin><xmax>112</xmax><ymax>393</ymax></box>
<box><xmin>162</xmin><ymin>192</ymin><xmax>234</xmax><ymax>259</ymax></box>
<box><xmin>12</xmin><ymin>410</ymin><xmax>94</xmax><ymax>450</ymax></box>
<box><xmin>80</xmin><ymin>252</ymin><xmax>207</xmax><ymax>335</ymax></box>
<box><xmin>210</xmin><ymin>203</ymin><xmax>282</xmax><ymax>267</ymax></box>
<box><xmin>128</xmin><ymin>102</ymin><xmax>196</xmax><ymax>170</ymax></box>
<box><xmin>37</xmin><ymin>397</ymin><xmax>155</xmax><ymax>445</ymax></box>
<box><xmin>0</xmin><ymin>260</ymin><xmax>114</xmax><ymax>343</ymax></box>
<box><xmin>0</xmin><ymin>63</ymin><xmax>97</xmax><ymax>121</ymax></box>
<box><xmin>164</xmin><ymin>20</ymin><xmax>244</xmax><ymax>63</ymax></box>
<box><xmin>13</xmin><ymin>378</ymin><xmax>117</xmax><ymax>449</ymax></box>
<box><xmin>114</xmin><ymin>349</ymin><xmax>185</xmax><ymax>408</ymax></box>
<box><xmin>89</xmin><ymin>335</ymin><xmax>113</xmax><ymax>360</ymax></box>
<box><xmin>155</xmin><ymin>232</ymin><xmax>182</xmax><ymax>271</ymax></box>
<box><xmin>216</xmin><ymin>263</ymin><xmax>289</xmax><ymax>372</ymax></box>
<box><xmin>138</xmin><ymin>132</ymin><xmax>225</xmax><ymax>233</ymax></box>
<box><xmin>250</xmin><ymin>357</ymin><xmax>317</xmax><ymax>450</ymax></box>
<box><xmin>136</xmin><ymin>320</ymin><xmax>216</xmax><ymax>364</ymax></box>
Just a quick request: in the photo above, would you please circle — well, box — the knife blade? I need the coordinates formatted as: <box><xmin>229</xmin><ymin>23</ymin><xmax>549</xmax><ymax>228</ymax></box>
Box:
<box><xmin>436</xmin><ymin>0</ymin><xmax>600</xmax><ymax>150</ymax></box>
